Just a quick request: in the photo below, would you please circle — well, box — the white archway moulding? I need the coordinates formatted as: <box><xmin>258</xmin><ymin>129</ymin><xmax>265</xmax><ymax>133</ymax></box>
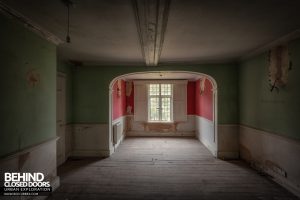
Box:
<box><xmin>108</xmin><ymin>71</ymin><xmax>218</xmax><ymax>156</ymax></box>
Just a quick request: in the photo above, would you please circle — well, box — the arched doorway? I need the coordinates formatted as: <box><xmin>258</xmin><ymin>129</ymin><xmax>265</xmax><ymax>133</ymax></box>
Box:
<box><xmin>108</xmin><ymin>71</ymin><xmax>218</xmax><ymax>156</ymax></box>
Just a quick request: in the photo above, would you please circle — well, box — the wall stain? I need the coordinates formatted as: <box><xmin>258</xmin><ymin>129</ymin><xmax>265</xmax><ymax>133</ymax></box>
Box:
<box><xmin>265</xmin><ymin>160</ymin><xmax>287</xmax><ymax>178</ymax></box>
<box><xmin>239</xmin><ymin>144</ymin><xmax>252</xmax><ymax>162</ymax></box>
<box><xmin>240</xmin><ymin>145</ymin><xmax>287</xmax><ymax>178</ymax></box>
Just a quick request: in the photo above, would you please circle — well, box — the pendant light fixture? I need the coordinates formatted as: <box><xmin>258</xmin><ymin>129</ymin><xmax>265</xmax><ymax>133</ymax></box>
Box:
<box><xmin>62</xmin><ymin>0</ymin><xmax>73</xmax><ymax>43</ymax></box>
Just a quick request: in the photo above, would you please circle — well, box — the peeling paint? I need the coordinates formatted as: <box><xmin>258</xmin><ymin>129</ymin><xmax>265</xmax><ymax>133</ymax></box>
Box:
<box><xmin>143</xmin><ymin>122</ymin><xmax>176</xmax><ymax>132</ymax></box>
<box><xmin>239</xmin><ymin>144</ymin><xmax>252</xmax><ymax>162</ymax></box>
<box><xmin>265</xmin><ymin>160</ymin><xmax>287</xmax><ymax>178</ymax></box>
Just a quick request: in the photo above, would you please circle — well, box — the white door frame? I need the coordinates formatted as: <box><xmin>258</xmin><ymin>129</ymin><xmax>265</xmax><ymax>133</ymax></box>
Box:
<box><xmin>108</xmin><ymin>71</ymin><xmax>218</xmax><ymax>156</ymax></box>
<box><xmin>57</xmin><ymin>72</ymin><xmax>66</xmax><ymax>166</ymax></box>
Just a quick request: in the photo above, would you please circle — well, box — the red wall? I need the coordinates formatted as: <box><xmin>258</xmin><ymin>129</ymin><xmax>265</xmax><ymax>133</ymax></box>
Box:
<box><xmin>112</xmin><ymin>80</ymin><xmax>126</xmax><ymax>120</ymax></box>
<box><xmin>187</xmin><ymin>81</ymin><xmax>196</xmax><ymax>115</ymax></box>
<box><xmin>195</xmin><ymin>79</ymin><xmax>213</xmax><ymax>121</ymax></box>
<box><xmin>122</xmin><ymin>80</ymin><xmax>213</xmax><ymax>121</ymax></box>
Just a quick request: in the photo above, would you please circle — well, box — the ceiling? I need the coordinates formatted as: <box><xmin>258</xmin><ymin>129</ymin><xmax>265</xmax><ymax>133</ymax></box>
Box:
<box><xmin>2</xmin><ymin>0</ymin><xmax>300</xmax><ymax>66</ymax></box>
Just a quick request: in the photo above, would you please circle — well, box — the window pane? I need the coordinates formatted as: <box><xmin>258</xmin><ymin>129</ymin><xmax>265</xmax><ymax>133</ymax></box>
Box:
<box><xmin>161</xmin><ymin>84</ymin><xmax>171</xmax><ymax>95</ymax></box>
<box><xmin>161</xmin><ymin>97</ymin><xmax>171</xmax><ymax>121</ymax></box>
<box><xmin>149</xmin><ymin>84</ymin><xmax>159</xmax><ymax>95</ymax></box>
<box><xmin>148</xmin><ymin>83</ymin><xmax>172</xmax><ymax>122</ymax></box>
<box><xmin>150</xmin><ymin>97</ymin><xmax>159</xmax><ymax>121</ymax></box>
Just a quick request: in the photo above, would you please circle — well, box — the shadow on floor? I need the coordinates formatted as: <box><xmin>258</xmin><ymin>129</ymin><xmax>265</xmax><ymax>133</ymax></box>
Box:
<box><xmin>48</xmin><ymin>137</ymin><xmax>299</xmax><ymax>200</ymax></box>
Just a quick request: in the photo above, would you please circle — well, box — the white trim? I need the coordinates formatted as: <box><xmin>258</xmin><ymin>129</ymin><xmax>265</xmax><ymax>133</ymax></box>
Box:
<box><xmin>112</xmin><ymin>115</ymin><xmax>127</xmax><ymax>125</ymax></box>
<box><xmin>240</xmin><ymin>125</ymin><xmax>300</xmax><ymax>146</ymax></box>
<box><xmin>133</xmin><ymin>83</ymin><xmax>148</xmax><ymax>121</ymax></box>
<box><xmin>0</xmin><ymin>136</ymin><xmax>60</xmax><ymax>199</ymax></box>
<box><xmin>196</xmin><ymin>115</ymin><xmax>214</xmax><ymax>124</ymax></box>
<box><xmin>112</xmin><ymin>115</ymin><xmax>126</xmax><ymax>151</ymax></box>
<box><xmin>0</xmin><ymin>1</ymin><xmax>62</xmax><ymax>45</ymax></box>
<box><xmin>0</xmin><ymin>137</ymin><xmax>59</xmax><ymax>161</ymax></box>
<box><xmin>195</xmin><ymin>116</ymin><xmax>216</xmax><ymax>156</ymax></box>
<box><xmin>109</xmin><ymin>71</ymin><xmax>218</xmax><ymax>157</ymax></box>
<box><xmin>133</xmin><ymin>79</ymin><xmax>188</xmax><ymax>85</ymax></box>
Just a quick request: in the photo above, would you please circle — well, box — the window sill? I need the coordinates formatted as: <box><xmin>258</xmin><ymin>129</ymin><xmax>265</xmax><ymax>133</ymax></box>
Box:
<box><xmin>147</xmin><ymin>121</ymin><xmax>173</xmax><ymax>124</ymax></box>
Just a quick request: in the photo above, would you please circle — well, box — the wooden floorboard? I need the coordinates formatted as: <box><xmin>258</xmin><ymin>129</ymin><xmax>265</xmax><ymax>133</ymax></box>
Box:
<box><xmin>47</xmin><ymin>137</ymin><xmax>299</xmax><ymax>200</ymax></box>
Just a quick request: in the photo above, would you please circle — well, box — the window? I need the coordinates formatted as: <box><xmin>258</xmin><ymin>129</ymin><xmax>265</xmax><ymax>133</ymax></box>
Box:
<box><xmin>148</xmin><ymin>84</ymin><xmax>172</xmax><ymax>122</ymax></box>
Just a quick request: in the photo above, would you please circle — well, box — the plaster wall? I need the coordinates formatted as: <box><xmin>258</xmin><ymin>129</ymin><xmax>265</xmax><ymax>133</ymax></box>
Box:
<box><xmin>0</xmin><ymin>15</ymin><xmax>56</xmax><ymax>158</ymax></box>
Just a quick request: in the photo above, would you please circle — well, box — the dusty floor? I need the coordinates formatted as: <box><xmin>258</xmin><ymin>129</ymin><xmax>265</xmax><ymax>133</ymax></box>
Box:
<box><xmin>47</xmin><ymin>137</ymin><xmax>298</xmax><ymax>200</ymax></box>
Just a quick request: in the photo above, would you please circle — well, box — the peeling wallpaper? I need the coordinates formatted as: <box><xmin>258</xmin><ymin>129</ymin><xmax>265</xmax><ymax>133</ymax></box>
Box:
<box><xmin>239</xmin><ymin>38</ymin><xmax>300</xmax><ymax>140</ymax></box>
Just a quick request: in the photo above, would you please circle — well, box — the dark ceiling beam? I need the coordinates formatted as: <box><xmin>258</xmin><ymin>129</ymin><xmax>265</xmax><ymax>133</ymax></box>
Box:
<box><xmin>133</xmin><ymin>0</ymin><xmax>170</xmax><ymax>66</ymax></box>
<box><xmin>0</xmin><ymin>1</ymin><xmax>62</xmax><ymax>45</ymax></box>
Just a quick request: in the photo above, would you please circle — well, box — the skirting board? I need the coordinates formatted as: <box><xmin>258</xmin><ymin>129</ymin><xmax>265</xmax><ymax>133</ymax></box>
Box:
<box><xmin>270</xmin><ymin>172</ymin><xmax>300</xmax><ymax>198</ymax></box>
<box><xmin>217</xmin><ymin>124</ymin><xmax>239</xmax><ymax>159</ymax></box>
<box><xmin>195</xmin><ymin>116</ymin><xmax>217</xmax><ymax>157</ymax></box>
<box><xmin>217</xmin><ymin>151</ymin><xmax>239</xmax><ymax>160</ymax></box>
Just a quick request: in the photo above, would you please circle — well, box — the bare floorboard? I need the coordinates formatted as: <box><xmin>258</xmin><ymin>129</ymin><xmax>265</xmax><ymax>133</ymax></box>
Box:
<box><xmin>47</xmin><ymin>137</ymin><xmax>299</xmax><ymax>200</ymax></box>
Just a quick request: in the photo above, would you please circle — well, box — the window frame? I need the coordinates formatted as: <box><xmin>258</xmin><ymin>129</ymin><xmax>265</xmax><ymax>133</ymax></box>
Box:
<box><xmin>147</xmin><ymin>83</ymin><xmax>173</xmax><ymax>122</ymax></box>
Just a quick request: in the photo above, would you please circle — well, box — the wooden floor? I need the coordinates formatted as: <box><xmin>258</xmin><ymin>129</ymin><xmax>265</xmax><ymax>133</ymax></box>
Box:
<box><xmin>48</xmin><ymin>137</ymin><xmax>298</xmax><ymax>200</ymax></box>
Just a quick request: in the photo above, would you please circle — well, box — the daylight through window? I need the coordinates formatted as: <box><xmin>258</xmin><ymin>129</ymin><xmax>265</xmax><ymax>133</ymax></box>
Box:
<box><xmin>148</xmin><ymin>84</ymin><xmax>172</xmax><ymax>122</ymax></box>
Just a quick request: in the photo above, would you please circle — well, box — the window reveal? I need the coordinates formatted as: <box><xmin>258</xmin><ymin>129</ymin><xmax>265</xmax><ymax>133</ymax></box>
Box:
<box><xmin>148</xmin><ymin>84</ymin><xmax>172</xmax><ymax>122</ymax></box>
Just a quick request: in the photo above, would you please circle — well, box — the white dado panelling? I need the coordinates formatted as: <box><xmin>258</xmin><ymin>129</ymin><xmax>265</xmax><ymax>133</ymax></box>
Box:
<box><xmin>239</xmin><ymin>125</ymin><xmax>300</xmax><ymax>197</ymax></box>
<box><xmin>218</xmin><ymin>124</ymin><xmax>239</xmax><ymax>159</ymax></box>
<box><xmin>126</xmin><ymin>115</ymin><xmax>195</xmax><ymax>136</ymax></box>
<box><xmin>177</xmin><ymin>115</ymin><xmax>195</xmax><ymax>132</ymax></box>
<box><xmin>195</xmin><ymin>116</ymin><xmax>216</xmax><ymax>156</ymax></box>
<box><xmin>112</xmin><ymin>116</ymin><xmax>126</xmax><ymax>149</ymax></box>
<box><xmin>57</xmin><ymin>124</ymin><xmax>72</xmax><ymax>166</ymax></box>
<box><xmin>72</xmin><ymin>124</ymin><xmax>110</xmax><ymax>157</ymax></box>
<box><xmin>0</xmin><ymin>138</ymin><xmax>60</xmax><ymax>198</ymax></box>
<box><xmin>195</xmin><ymin>117</ymin><xmax>239</xmax><ymax>159</ymax></box>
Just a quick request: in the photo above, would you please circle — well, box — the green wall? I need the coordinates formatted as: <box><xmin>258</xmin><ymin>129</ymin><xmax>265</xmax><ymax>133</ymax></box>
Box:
<box><xmin>0</xmin><ymin>15</ymin><xmax>56</xmax><ymax>157</ymax></box>
<box><xmin>239</xmin><ymin>38</ymin><xmax>300</xmax><ymax>140</ymax></box>
<box><xmin>72</xmin><ymin>64</ymin><xmax>238</xmax><ymax>124</ymax></box>
<box><xmin>57</xmin><ymin>59</ymin><xmax>73</xmax><ymax>124</ymax></box>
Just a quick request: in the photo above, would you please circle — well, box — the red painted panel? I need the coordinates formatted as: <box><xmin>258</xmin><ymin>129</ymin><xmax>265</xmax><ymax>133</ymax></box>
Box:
<box><xmin>126</xmin><ymin>82</ymin><xmax>134</xmax><ymax>114</ymax></box>
<box><xmin>112</xmin><ymin>80</ymin><xmax>126</xmax><ymax>120</ymax></box>
<box><xmin>195</xmin><ymin>79</ymin><xmax>213</xmax><ymax>121</ymax></box>
<box><xmin>187</xmin><ymin>81</ymin><xmax>195</xmax><ymax>115</ymax></box>
<box><xmin>122</xmin><ymin>80</ymin><xmax>212</xmax><ymax>120</ymax></box>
